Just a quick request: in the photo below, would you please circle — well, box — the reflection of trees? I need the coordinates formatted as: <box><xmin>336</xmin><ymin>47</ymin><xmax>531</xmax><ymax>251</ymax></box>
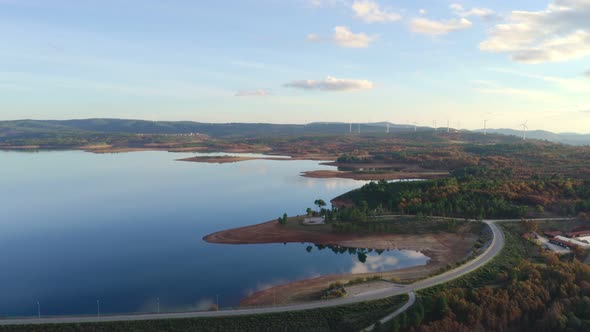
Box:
<box><xmin>357</xmin><ymin>252</ymin><xmax>367</xmax><ymax>263</ymax></box>
<box><xmin>304</xmin><ymin>243</ymin><xmax>388</xmax><ymax>263</ymax></box>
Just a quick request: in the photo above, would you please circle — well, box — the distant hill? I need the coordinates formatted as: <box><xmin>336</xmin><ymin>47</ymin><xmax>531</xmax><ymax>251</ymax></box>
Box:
<box><xmin>1</xmin><ymin>119</ymin><xmax>588</xmax><ymax>145</ymax></box>
<box><xmin>476</xmin><ymin>128</ymin><xmax>590</xmax><ymax>146</ymax></box>
<box><xmin>0</xmin><ymin>119</ymin><xmax>421</xmax><ymax>140</ymax></box>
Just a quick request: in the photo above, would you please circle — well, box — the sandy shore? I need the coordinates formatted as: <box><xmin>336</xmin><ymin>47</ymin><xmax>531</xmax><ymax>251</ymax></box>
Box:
<box><xmin>204</xmin><ymin>218</ymin><xmax>477</xmax><ymax>307</ymax></box>
<box><xmin>301</xmin><ymin>170</ymin><xmax>448</xmax><ymax>181</ymax></box>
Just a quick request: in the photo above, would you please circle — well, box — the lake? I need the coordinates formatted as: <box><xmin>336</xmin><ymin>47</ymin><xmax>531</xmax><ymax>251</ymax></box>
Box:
<box><xmin>0</xmin><ymin>151</ymin><xmax>428</xmax><ymax>317</ymax></box>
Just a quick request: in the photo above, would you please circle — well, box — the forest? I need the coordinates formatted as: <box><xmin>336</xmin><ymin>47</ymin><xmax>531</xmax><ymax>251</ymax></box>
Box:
<box><xmin>335</xmin><ymin>170</ymin><xmax>590</xmax><ymax>220</ymax></box>
<box><xmin>378</xmin><ymin>223</ymin><xmax>590</xmax><ymax>332</ymax></box>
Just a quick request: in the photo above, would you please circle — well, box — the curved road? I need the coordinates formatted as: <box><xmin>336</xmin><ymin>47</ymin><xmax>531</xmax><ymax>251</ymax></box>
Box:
<box><xmin>0</xmin><ymin>220</ymin><xmax>507</xmax><ymax>326</ymax></box>
<box><xmin>361</xmin><ymin>291</ymin><xmax>416</xmax><ymax>332</ymax></box>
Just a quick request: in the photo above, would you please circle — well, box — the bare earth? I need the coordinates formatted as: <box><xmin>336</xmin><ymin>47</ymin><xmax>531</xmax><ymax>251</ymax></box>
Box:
<box><xmin>301</xmin><ymin>170</ymin><xmax>449</xmax><ymax>181</ymax></box>
<box><xmin>203</xmin><ymin>219</ymin><xmax>477</xmax><ymax>306</ymax></box>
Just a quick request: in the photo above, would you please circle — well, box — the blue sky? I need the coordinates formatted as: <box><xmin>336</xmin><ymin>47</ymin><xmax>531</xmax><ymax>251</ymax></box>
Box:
<box><xmin>1</xmin><ymin>0</ymin><xmax>589</xmax><ymax>132</ymax></box>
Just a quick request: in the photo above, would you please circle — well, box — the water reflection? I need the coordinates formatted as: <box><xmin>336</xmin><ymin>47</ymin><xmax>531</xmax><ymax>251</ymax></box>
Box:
<box><xmin>0</xmin><ymin>151</ymin><xmax>428</xmax><ymax>316</ymax></box>
<box><xmin>305</xmin><ymin>244</ymin><xmax>429</xmax><ymax>273</ymax></box>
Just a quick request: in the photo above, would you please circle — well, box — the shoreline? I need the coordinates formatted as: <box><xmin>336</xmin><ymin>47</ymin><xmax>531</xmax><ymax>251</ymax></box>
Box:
<box><xmin>0</xmin><ymin>146</ymin><xmax>447</xmax><ymax>181</ymax></box>
<box><xmin>301</xmin><ymin>170</ymin><xmax>448</xmax><ymax>181</ymax></box>
<box><xmin>204</xmin><ymin>217</ymin><xmax>479</xmax><ymax>307</ymax></box>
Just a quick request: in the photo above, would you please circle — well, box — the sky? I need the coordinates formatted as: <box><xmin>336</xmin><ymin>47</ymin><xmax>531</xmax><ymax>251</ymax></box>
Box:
<box><xmin>1</xmin><ymin>0</ymin><xmax>589</xmax><ymax>133</ymax></box>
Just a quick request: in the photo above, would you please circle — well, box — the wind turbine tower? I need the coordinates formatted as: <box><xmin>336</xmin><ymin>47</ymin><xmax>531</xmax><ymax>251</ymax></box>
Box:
<box><xmin>413</xmin><ymin>122</ymin><xmax>418</xmax><ymax>132</ymax></box>
<box><xmin>358</xmin><ymin>123</ymin><xmax>361</xmax><ymax>134</ymax></box>
<box><xmin>520</xmin><ymin>121</ymin><xmax>528</xmax><ymax>140</ymax></box>
<box><xmin>349</xmin><ymin>122</ymin><xmax>352</xmax><ymax>134</ymax></box>
<box><xmin>386</xmin><ymin>123</ymin><xmax>390</xmax><ymax>134</ymax></box>
<box><xmin>433</xmin><ymin>121</ymin><xmax>437</xmax><ymax>132</ymax></box>
<box><xmin>447</xmin><ymin>120</ymin><xmax>450</xmax><ymax>133</ymax></box>
<box><xmin>483</xmin><ymin>119</ymin><xmax>488</xmax><ymax>136</ymax></box>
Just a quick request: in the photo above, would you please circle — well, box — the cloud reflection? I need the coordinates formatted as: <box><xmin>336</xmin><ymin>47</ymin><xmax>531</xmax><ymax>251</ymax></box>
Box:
<box><xmin>350</xmin><ymin>250</ymin><xmax>428</xmax><ymax>274</ymax></box>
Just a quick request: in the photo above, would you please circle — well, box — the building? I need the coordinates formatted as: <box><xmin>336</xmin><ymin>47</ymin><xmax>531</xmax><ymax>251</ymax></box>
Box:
<box><xmin>550</xmin><ymin>237</ymin><xmax>573</xmax><ymax>249</ymax></box>
<box><xmin>565</xmin><ymin>230</ymin><xmax>590</xmax><ymax>238</ymax></box>
<box><xmin>543</xmin><ymin>230</ymin><xmax>562</xmax><ymax>238</ymax></box>
<box><xmin>522</xmin><ymin>233</ymin><xmax>536</xmax><ymax>240</ymax></box>
<box><xmin>554</xmin><ymin>235</ymin><xmax>590</xmax><ymax>248</ymax></box>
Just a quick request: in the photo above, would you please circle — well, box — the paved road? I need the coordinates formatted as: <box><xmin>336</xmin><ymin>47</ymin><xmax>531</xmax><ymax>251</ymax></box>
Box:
<box><xmin>360</xmin><ymin>291</ymin><xmax>416</xmax><ymax>332</ymax></box>
<box><xmin>0</xmin><ymin>220</ymin><xmax>508</xmax><ymax>326</ymax></box>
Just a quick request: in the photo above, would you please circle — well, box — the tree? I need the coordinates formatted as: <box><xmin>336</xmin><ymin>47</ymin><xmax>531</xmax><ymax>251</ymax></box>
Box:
<box><xmin>573</xmin><ymin>245</ymin><xmax>586</xmax><ymax>261</ymax></box>
<box><xmin>314</xmin><ymin>199</ymin><xmax>326</xmax><ymax>213</ymax></box>
<box><xmin>306</xmin><ymin>207</ymin><xmax>313</xmax><ymax>216</ymax></box>
<box><xmin>278</xmin><ymin>213</ymin><xmax>288</xmax><ymax>225</ymax></box>
<box><xmin>434</xmin><ymin>295</ymin><xmax>450</xmax><ymax>320</ymax></box>
<box><xmin>521</xmin><ymin>219</ymin><xmax>538</xmax><ymax>233</ymax></box>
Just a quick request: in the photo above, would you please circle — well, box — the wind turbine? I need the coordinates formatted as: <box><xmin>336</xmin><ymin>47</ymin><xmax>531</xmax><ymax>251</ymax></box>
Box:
<box><xmin>349</xmin><ymin>122</ymin><xmax>352</xmax><ymax>134</ymax></box>
<box><xmin>520</xmin><ymin>121</ymin><xmax>528</xmax><ymax>140</ymax></box>
<box><xmin>413</xmin><ymin>122</ymin><xmax>418</xmax><ymax>132</ymax></box>
<box><xmin>358</xmin><ymin>123</ymin><xmax>361</xmax><ymax>134</ymax></box>
<box><xmin>386</xmin><ymin>123</ymin><xmax>390</xmax><ymax>134</ymax></box>
<box><xmin>433</xmin><ymin>120</ymin><xmax>437</xmax><ymax>132</ymax></box>
<box><xmin>483</xmin><ymin>119</ymin><xmax>489</xmax><ymax>136</ymax></box>
<box><xmin>446</xmin><ymin>119</ymin><xmax>450</xmax><ymax>133</ymax></box>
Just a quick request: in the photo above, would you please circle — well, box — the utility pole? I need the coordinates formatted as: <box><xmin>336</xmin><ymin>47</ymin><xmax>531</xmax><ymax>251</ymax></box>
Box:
<box><xmin>37</xmin><ymin>301</ymin><xmax>40</xmax><ymax>319</ymax></box>
<box><xmin>97</xmin><ymin>300</ymin><xmax>100</xmax><ymax>318</ymax></box>
<box><xmin>157</xmin><ymin>297</ymin><xmax>160</xmax><ymax>314</ymax></box>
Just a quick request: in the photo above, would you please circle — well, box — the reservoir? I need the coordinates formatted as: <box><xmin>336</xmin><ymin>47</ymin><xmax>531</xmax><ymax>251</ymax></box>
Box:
<box><xmin>0</xmin><ymin>151</ymin><xmax>428</xmax><ymax>317</ymax></box>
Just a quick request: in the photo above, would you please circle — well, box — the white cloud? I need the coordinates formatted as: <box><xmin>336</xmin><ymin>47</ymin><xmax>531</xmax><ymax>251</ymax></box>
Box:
<box><xmin>472</xmin><ymin>80</ymin><xmax>559</xmax><ymax>103</ymax></box>
<box><xmin>451</xmin><ymin>3</ymin><xmax>496</xmax><ymax>19</ymax></box>
<box><xmin>450</xmin><ymin>3</ymin><xmax>464</xmax><ymax>12</ymax></box>
<box><xmin>490</xmin><ymin>67</ymin><xmax>590</xmax><ymax>93</ymax></box>
<box><xmin>480</xmin><ymin>0</ymin><xmax>590</xmax><ymax>63</ymax></box>
<box><xmin>307</xmin><ymin>26</ymin><xmax>376</xmax><ymax>48</ymax></box>
<box><xmin>235</xmin><ymin>89</ymin><xmax>270</xmax><ymax>97</ymax></box>
<box><xmin>307</xmin><ymin>0</ymin><xmax>340</xmax><ymax>7</ymax></box>
<box><xmin>352</xmin><ymin>0</ymin><xmax>401</xmax><ymax>23</ymax></box>
<box><xmin>419</xmin><ymin>9</ymin><xmax>427</xmax><ymax>15</ymax></box>
<box><xmin>410</xmin><ymin>17</ymin><xmax>472</xmax><ymax>35</ymax></box>
<box><xmin>284</xmin><ymin>76</ymin><xmax>375</xmax><ymax>92</ymax></box>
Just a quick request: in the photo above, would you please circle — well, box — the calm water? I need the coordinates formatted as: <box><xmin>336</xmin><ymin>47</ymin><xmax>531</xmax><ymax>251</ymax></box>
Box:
<box><xmin>0</xmin><ymin>151</ymin><xmax>428</xmax><ymax>317</ymax></box>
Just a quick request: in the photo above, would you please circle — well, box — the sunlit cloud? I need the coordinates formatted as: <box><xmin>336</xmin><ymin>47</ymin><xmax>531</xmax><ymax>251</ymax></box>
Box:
<box><xmin>450</xmin><ymin>3</ymin><xmax>496</xmax><ymax>20</ymax></box>
<box><xmin>410</xmin><ymin>17</ymin><xmax>472</xmax><ymax>35</ymax></box>
<box><xmin>284</xmin><ymin>76</ymin><xmax>375</xmax><ymax>92</ymax></box>
<box><xmin>480</xmin><ymin>0</ymin><xmax>590</xmax><ymax>63</ymax></box>
<box><xmin>352</xmin><ymin>0</ymin><xmax>401</xmax><ymax>23</ymax></box>
<box><xmin>308</xmin><ymin>26</ymin><xmax>376</xmax><ymax>48</ymax></box>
